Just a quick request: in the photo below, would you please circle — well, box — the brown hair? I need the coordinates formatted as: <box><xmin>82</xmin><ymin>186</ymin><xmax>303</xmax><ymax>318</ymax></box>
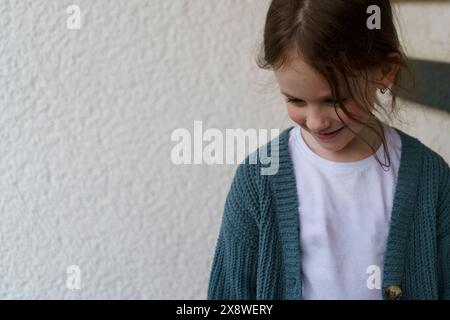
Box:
<box><xmin>256</xmin><ymin>0</ymin><xmax>415</xmax><ymax>169</ymax></box>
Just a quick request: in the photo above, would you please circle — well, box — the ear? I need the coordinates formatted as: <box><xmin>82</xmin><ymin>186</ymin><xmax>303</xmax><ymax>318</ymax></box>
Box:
<box><xmin>378</xmin><ymin>52</ymin><xmax>401</xmax><ymax>88</ymax></box>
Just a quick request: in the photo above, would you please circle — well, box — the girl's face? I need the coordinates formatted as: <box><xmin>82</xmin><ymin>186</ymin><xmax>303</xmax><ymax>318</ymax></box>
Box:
<box><xmin>274</xmin><ymin>55</ymin><xmax>381</xmax><ymax>161</ymax></box>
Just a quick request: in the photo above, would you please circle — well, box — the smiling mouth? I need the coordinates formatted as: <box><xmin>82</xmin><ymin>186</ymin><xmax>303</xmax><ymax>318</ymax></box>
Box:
<box><xmin>319</xmin><ymin>127</ymin><xmax>344</xmax><ymax>135</ymax></box>
<box><xmin>312</xmin><ymin>126</ymin><xmax>345</xmax><ymax>141</ymax></box>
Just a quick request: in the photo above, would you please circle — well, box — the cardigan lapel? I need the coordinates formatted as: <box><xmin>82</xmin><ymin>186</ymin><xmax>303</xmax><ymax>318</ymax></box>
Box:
<box><xmin>381</xmin><ymin>128</ymin><xmax>424</xmax><ymax>299</ymax></box>
<box><xmin>269</xmin><ymin>126</ymin><xmax>303</xmax><ymax>300</ymax></box>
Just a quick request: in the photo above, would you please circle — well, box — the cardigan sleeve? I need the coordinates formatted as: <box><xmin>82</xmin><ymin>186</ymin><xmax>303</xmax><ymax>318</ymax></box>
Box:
<box><xmin>437</xmin><ymin>158</ymin><xmax>450</xmax><ymax>299</ymax></box>
<box><xmin>207</xmin><ymin>161</ymin><xmax>260</xmax><ymax>300</ymax></box>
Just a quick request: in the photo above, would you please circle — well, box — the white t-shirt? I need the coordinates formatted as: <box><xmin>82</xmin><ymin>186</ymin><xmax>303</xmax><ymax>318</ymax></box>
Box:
<box><xmin>288</xmin><ymin>123</ymin><xmax>402</xmax><ymax>300</ymax></box>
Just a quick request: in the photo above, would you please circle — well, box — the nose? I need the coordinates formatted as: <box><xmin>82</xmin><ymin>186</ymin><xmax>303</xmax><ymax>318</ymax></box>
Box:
<box><xmin>305</xmin><ymin>108</ymin><xmax>331</xmax><ymax>133</ymax></box>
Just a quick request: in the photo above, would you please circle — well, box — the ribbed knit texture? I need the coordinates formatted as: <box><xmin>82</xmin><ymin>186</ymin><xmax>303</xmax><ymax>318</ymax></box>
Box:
<box><xmin>207</xmin><ymin>126</ymin><xmax>450</xmax><ymax>300</ymax></box>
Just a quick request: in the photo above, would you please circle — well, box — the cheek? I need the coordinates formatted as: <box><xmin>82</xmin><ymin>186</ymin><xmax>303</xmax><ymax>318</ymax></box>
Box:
<box><xmin>337</xmin><ymin>101</ymin><xmax>369</xmax><ymax>127</ymax></box>
<box><xmin>286</xmin><ymin>105</ymin><xmax>304</xmax><ymax>123</ymax></box>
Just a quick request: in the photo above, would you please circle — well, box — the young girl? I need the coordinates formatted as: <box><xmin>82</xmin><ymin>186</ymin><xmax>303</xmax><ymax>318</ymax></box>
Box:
<box><xmin>207</xmin><ymin>0</ymin><xmax>449</xmax><ymax>300</ymax></box>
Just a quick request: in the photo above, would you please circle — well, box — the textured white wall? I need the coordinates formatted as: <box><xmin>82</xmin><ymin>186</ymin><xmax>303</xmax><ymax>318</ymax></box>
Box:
<box><xmin>0</xmin><ymin>0</ymin><xmax>448</xmax><ymax>299</ymax></box>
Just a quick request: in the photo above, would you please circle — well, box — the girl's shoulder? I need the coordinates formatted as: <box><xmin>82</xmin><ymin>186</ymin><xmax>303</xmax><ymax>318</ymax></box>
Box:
<box><xmin>394</xmin><ymin>126</ymin><xmax>449</xmax><ymax>183</ymax></box>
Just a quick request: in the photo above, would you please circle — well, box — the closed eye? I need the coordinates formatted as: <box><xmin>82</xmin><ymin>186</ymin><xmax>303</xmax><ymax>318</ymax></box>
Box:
<box><xmin>286</xmin><ymin>97</ymin><xmax>349</xmax><ymax>105</ymax></box>
<box><xmin>286</xmin><ymin>98</ymin><xmax>305</xmax><ymax>105</ymax></box>
<box><xmin>325</xmin><ymin>98</ymin><xmax>349</xmax><ymax>104</ymax></box>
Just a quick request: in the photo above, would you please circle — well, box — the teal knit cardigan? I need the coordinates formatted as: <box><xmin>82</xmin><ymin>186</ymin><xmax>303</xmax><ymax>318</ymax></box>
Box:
<box><xmin>207</xmin><ymin>126</ymin><xmax>450</xmax><ymax>300</ymax></box>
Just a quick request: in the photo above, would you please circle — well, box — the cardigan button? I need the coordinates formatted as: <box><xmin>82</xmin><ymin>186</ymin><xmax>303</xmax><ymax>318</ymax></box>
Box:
<box><xmin>385</xmin><ymin>285</ymin><xmax>402</xmax><ymax>300</ymax></box>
